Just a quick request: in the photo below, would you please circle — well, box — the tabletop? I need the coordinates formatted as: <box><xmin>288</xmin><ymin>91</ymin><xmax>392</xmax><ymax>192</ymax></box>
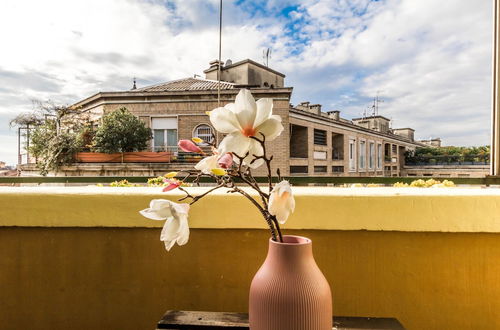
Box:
<box><xmin>157</xmin><ymin>310</ymin><xmax>405</xmax><ymax>330</ymax></box>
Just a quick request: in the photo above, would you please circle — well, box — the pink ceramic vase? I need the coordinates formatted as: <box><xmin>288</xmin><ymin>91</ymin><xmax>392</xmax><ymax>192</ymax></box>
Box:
<box><xmin>249</xmin><ymin>235</ymin><xmax>332</xmax><ymax>330</ymax></box>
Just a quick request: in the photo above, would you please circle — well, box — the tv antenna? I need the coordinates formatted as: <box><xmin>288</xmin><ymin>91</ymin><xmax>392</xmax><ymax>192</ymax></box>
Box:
<box><xmin>263</xmin><ymin>48</ymin><xmax>272</xmax><ymax>67</ymax></box>
<box><xmin>371</xmin><ymin>91</ymin><xmax>384</xmax><ymax>116</ymax></box>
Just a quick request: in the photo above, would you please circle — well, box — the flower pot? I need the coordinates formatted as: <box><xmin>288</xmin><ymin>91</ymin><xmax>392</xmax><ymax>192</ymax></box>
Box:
<box><xmin>76</xmin><ymin>152</ymin><xmax>123</xmax><ymax>163</ymax></box>
<box><xmin>122</xmin><ymin>152</ymin><xmax>172</xmax><ymax>163</ymax></box>
<box><xmin>249</xmin><ymin>235</ymin><xmax>332</xmax><ymax>330</ymax></box>
<box><xmin>76</xmin><ymin>152</ymin><xmax>172</xmax><ymax>163</ymax></box>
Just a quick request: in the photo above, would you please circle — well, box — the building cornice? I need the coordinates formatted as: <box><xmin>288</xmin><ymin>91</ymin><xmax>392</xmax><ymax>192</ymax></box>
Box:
<box><xmin>73</xmin><ymin>88</ymin><xmax>294</xmax><ymax>112</ymax></box>
<box><xmin>290</xmin><ymin>108</ymin><xmax>427</xmax><ymax>147</ymax></box>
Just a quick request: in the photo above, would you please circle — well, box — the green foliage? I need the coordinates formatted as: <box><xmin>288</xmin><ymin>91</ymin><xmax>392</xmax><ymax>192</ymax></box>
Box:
<box><xmin>147</xmin><ymin>176</ymin><xmax>167</xmax><ymax>187</ymax></box>
<box><xmin>109</xmin><ymin>179</ymin><xmax>140</xmax><ymax>187</ymax></box>
<box><xmin>29</xmin><ymin>120</ymin><xmax>83</xmax><ymax>175</ymax></box>
<box><xmin>405</xmin><ymin>146</ymin><xmax>490</xmax><ymax>165</ymax></box>
<box><xmin>93</xmin><ymin>108</ymin><xmax>152</xmax><ymax>153</ymax></box>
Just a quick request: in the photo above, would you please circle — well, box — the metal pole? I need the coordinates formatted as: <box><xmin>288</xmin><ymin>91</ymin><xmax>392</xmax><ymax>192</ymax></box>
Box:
<box><xmin>217</xmin><ymin>0</ymin><xmax>222</xmax><ymax>107</ymax></box>
<box><xmin>26</xmin><ymin>124</ymin><xmax>30</xmax><ymax>164</ymax></box>
<box><xmin>492</xmin><ymin>0</ymin><xmax>500</xmax><ymax>175</ymax></box>
<box><xmin>17</xmin><ymin>127</ymin><xmax>21</xmax><ymax>166</ymax></box>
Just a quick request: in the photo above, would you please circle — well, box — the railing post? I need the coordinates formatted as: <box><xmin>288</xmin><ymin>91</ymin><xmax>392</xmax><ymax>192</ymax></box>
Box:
<box><xmin>492</xmin><ymin>0</ymin><xmax>500</xmax><ymax>175</ymax></box>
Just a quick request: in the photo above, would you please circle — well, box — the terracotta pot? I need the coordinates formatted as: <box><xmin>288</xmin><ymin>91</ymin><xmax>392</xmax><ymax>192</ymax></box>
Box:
<box><xmin>249</xmin><ymin>235</ymin><xmax>332</xmax><ymax>330</ymax></box>
<box><xmin>76</xmin><ymin>152</ymin><xmax>172</xmax><ymax>163</ymax></box>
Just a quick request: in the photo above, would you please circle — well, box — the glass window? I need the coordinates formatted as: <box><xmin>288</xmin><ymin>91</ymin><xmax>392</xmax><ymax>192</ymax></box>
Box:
<box><xmin>166</xmin><ymin>129</ymin><xmax>178</xmax><ymax>147</ymax></box>
<box><xmin>359</xmin><ymin>140</ymin><xmax>366</xmax><ymax>170</ymax></box>
<box><xmin>152</xmin><ymin>117</ymin><xmax>178</xmax><ymax>152</ymax></box>
<box><xmin>369</xmin><ymin>142</ymin><xmax>375</xmax><ymax>169</ymax></box>
<box><xmin>153</xmin><ymin>130</ymin><xmax>165</xmax><ymax>151</ymax></box>
<box><xmin>349</xmin><ymin>139</ymin><xmax>356</xmax><ymax>171</ymax></box>
<box><xmin>314</xmin><ymin>166</ymin><xmax>327</xmax><ymax>173</ymax></box>
<box><xmin>377</xmin><ymin>144</ymin><xmax>382</xmax><ymax>169</ymax></box>
<box><xmin>194</xmin><ymin>124</ymin><xmax>214</xmax><ymax>144</ymax></box>
<box><xmin>290</xmin><ymin>166</ymin><xmax>308</xmax><ymax>174</ymax></box>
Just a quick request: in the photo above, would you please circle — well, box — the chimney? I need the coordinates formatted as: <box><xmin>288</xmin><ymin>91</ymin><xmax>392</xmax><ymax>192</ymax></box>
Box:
<box><xmin>328</xmin><ymin>110</ymin><xmax>340</xmax><ymax>120</ymax></box>
<box><xmin>310</xmin><ymin>104</ymin><xmax>322</xmax><ymax>112</ymax></box>
<box><xmin>208</xmin><ymin>59</ymin><xmax>224</xmax><ymax>70</ymax></box>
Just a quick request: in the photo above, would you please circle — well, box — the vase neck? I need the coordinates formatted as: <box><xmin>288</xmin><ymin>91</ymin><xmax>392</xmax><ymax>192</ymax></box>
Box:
<box><xmin>265</xmin><ymin>235</ymin><xmax>314</xmax><ymax>267</ymax></box>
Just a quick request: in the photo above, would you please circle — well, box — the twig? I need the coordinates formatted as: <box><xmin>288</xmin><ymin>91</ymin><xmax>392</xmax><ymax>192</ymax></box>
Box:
<box><xmin>250</xmin><ymin>134</ymin><xmax>274</xmax><ymax>193</ymax></box>
<box><xmin>228</xmin><ymin>183</ymin><xmax>278</xmax><ymax>241</ymax></box>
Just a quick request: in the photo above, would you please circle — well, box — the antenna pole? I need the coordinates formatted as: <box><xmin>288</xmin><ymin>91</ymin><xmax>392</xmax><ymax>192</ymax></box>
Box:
<box><xmin>217</xmin><ymin>0</ymin><xmax>222</xmax><ymax>107</ymax></box>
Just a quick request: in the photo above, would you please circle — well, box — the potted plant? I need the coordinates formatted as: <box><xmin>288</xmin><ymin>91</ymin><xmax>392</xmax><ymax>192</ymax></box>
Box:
<box><xmin>139</xmin><ymin>89</ymin><xmax>332</xmax><ymax>330</ymax></box>
<box><xmin>77</xmin><ymin>107</ymin><xmax>172</xmax><ymax>163</ymax></box>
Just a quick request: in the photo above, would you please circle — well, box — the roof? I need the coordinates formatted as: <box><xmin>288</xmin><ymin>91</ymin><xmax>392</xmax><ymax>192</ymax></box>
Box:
<box><xmin>352</xmin><ymin>115</ymin><xmax>391</xmax><ymax>121</ymax></box>
<box><xmin>132</xmin><ymin>77</ymin><xmax>235</xmax><ymax>92</ymax></box>
<box><xmin>204</xmin><ymin>59</ymin><xmax>286</xmax><ymax>77</ymax></box>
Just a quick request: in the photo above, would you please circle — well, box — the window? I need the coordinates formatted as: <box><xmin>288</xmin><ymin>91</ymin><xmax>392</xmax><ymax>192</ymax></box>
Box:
<box><xmin>314</xmin><ymin>129</ymin><xmax>327</xmax><ymax>145</ymax></box>
<box><xmin>359</xmin><ymin>140</ymin><xmax>366</xmax><ymax>170</ymax></box>
<box><xmin>332</xmin><ymin>166</ymin><xmax>344</xmax><ymax>173</ymax></box>
<box><xmin>349</xmin><ymin>139</ymin><xmax>356</xmax><ymax>171</ymax></box>
<box><xmin>314</xmin><ymin>166</ymin><xmax>327</xmax><ymax>173</ymax></box>
<box><xmin>152</xmin><ymin>117</ymin><xmax>177</xmax><ymax>152</ymax></box>
<box><xmin>194</xmin><ymin>124</ymin><xmax>214</xmax><ymax>145</ymax></box>
<box><xmin>332</xmin><ymin>134</ymin><xmax>344</xmax><ymax>160</ymax></box>
<box><xmin>377</xmin><ymin>144</ymin><xmax>383</xmax><ymax>169</ymax></box>
<box><xmin>369</xmin><ymin>142</ymin><xmax>375</xmax><ymax>170</ymax></box>
<box><xmin>290</xmin><ymin>166</ymin><xmax>308</xmax><ymax>174</ymax></box>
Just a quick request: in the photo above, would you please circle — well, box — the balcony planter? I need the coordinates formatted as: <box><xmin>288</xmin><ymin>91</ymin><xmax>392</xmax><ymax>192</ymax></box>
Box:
<box><xmin>249</xmin><ymin>235</ymin><xmax>332</xmax><ymax>330</ymax></box>
<box><xmin>76</xmin><ymin>152</ymin><xmax>172</xmax><ymax>163</ymax></box>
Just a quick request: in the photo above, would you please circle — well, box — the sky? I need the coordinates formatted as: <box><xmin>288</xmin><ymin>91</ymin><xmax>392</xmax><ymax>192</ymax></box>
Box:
<box><xmin>0</xmin><ymin>0</ymin><xmax>493</xmax><ymax>165</ymax></box>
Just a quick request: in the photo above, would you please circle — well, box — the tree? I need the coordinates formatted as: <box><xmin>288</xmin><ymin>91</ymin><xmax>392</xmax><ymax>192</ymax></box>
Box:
<box><xmin>93</xmin><ymin>107</ymin><xmax>152</xmax><ymax>153</ymax></box>
<box><xmin>28</xmin><ymin>120</ymin><xmax>83</xmax><ymax>175</ymax></box>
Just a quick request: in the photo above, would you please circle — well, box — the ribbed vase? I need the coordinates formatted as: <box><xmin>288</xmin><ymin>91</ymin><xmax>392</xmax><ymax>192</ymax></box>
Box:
<box><xmin>249</xmin><ymin>235</ymin><xmax>332</xmax><ymax>330</ymax></box>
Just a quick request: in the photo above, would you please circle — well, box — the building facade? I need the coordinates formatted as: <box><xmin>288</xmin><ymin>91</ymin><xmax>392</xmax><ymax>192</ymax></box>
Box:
<box><xmin>69</xmin><ymin>58</ymin><xmax>426</xmax><ymax>177</ymax></box>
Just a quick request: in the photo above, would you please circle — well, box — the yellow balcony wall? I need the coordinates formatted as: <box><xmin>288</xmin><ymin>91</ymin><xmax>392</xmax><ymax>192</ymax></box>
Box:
<box><xmin>1</xmin><ymin>187</ymin><xmax>500</xmax><ymax>330</ymax></box>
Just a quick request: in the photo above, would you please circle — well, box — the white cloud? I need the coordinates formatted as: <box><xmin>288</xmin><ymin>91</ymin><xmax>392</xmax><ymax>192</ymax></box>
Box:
<box><xmin>0</xmin><ymin>0</ymin><xmax>494</xmax><ymax>165</ymax></box>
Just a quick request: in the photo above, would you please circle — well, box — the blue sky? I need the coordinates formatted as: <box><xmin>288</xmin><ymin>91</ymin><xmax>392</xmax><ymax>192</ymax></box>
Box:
<box><xmin>0</xmin><ymin>0</ymin><xmax>493</xmax><ymax>165</ymax></box>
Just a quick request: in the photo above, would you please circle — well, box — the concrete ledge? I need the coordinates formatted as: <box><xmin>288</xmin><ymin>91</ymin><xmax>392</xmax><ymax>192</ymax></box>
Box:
<box><xmin>1</xmin><ymin>186</ymin><xmax>500</xmax><ymax>232</ymax></box>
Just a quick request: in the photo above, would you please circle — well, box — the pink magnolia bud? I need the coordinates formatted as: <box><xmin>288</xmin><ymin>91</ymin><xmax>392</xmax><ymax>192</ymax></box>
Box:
<box><xmin>218</xmin><ymin>153</ymin><xmax>233</xmax><ymax>169</ymax></box>
<box><xmin>178</xmin><ymin>139</ymin><xmax>203</xmax><ymax>153</ymax></box>
<box><xmin>162</xmin><ymin>179</ymin><xmax>180</xmax><ymax>192</ymax></box>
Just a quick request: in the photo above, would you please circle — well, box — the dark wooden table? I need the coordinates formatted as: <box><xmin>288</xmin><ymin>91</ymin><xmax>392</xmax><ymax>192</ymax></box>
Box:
<box><xmin>157</xmin><ymin>310</ymin><xmax>405</xmax><ymax>330</ymax></box>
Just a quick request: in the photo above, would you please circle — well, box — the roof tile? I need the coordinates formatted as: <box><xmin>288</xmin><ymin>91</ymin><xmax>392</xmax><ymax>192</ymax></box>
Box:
<box><xmin>133</xmin><ymin>78</ymin><xmax>235</xmax><ymax>92</ymax></box>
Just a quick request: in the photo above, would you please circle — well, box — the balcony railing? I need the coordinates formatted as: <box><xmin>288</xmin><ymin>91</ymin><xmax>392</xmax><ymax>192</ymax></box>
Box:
<box><xmin>1</xmin><ymin>186</ymin><xmax>500</xmax><ymax>329</ymax></box>
<box><xmin>1</xmin><ymin>175</ymin><xmax>500</xmax><ymax>185</ymax></box>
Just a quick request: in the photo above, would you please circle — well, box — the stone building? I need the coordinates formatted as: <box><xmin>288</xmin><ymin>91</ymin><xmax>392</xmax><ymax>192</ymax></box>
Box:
<box><xmin>65</xmin><ymin>58</ymin><xmax>426</xmax><ymax>177</ymax></box>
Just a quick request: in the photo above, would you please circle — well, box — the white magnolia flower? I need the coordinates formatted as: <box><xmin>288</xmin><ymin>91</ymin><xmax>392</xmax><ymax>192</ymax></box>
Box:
<box><xmin>139</xmin><ymin>199</ymin><xmax>190</xmax><ymax>251</ymax></box>
<box><xmin>194</xmin><ymin>154</ymin><xmax>219</xmax><ymax>174</ymax></box>
<box><xmin>209</xmin><ymin>89</ymin><xmax>283</xmax><ymax>168</ymax></box>
<box><xmin>268</xmin><ymin>180</ymin><xmax>295</xmax><ymax>224</ymax></box>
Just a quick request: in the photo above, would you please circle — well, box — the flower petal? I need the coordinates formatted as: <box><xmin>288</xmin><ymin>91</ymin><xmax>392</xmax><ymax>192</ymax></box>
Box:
<box><xmin>176</xmin><ymin>216</ymin><xmax>190</xmax><ymax>246</ymax></box>
<box><xmin>218</xmin><ymin>153</ymin><xmax>233</xmax><ymax>169</ymax></box>
<box><xmin>256</xmin><ymin>115</ymin><xmax>284</xmax><ymax>141</ymax></box>
<box><xmin>268</xmin><ymin>181</ymin><xmax>295</xmax><ymax>224</ymax></box>
<box><xmin>209</xmin><ymin>106</ymin><xmax>241</xmax><ymax>134</ymax></box>
<box><xmin>162</xmin><ymin>182</ymin><xmax>180</xmax><ymax>192</ymax></box>
<box><xmin>234</xmin><ymin>89</ymin><xmax>257</xmax><ymax>130</ymax></box>
<box><xmin>246</xmin><ymin>139</ymin><xmax>264</xmax><ymax>169</ymax></box>
<box><xmin>161</xmin><ymin>218</ymin><xmax>180</xmax><ymax>251</ymax></box>
<box><xmin>178</xmin><ymin>139</ymin><xmax>203</xmax><ymax>153</ymax></box>
<box><xmin>139</xmin><ymin>199</ymin><xmax>174</xmax><ymax>220</ymax></box>
<box><xmin>254</xmin><ymin>98</ymin><xmax>273</xmax><ymax>127</ymax></box>
<box><xmin>195</xmin><ymin>155</ymin><xmax>219</xmax><ymax>174</ymax></box>
<box><xmin>211</xmin><ymin>168</ymin><xmax>227</xmax><ymax>176</ymax></box>
<box><xmin>218</xmin><ymin>131</ymin><xmax>251</xmax><ymax>158</ymax></box>
<box><xmin>139</xmin><ymin>208</ymin><xmax>167</xmax><ymax>221</ymax></box>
